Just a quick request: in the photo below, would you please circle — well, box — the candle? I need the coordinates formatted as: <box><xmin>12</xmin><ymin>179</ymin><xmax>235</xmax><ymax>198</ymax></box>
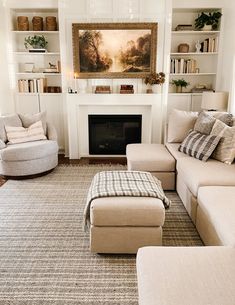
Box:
<box><xmin>74</xmin><ymin>72</ymin><xmax>78</xmax><ymax>93</ymax></box>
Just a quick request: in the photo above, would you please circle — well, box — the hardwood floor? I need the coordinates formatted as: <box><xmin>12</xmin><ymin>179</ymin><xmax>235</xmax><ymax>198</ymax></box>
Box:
<box><xmin>0</xmin><ymin>156</ymin><xmax>127</xmax><ymax>187</ymax></box>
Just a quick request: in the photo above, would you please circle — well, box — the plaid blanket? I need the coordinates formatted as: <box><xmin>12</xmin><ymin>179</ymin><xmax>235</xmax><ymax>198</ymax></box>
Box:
<box><xmin>84</xmin><ymin>171</ymin><xmax>171</xmax><ymax>231</ymax></box>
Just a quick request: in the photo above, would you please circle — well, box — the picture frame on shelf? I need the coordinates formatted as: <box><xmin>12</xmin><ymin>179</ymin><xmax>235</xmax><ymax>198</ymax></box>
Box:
<box><xmin>72</xmin><ymin>22</ymin><xmax>157</xmax><ymax>79</ymax></box>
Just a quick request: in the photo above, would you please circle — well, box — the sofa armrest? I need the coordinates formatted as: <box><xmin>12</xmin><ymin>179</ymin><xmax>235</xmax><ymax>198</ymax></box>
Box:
<box><xmin>0</xmin><ymin>139</ymin><xmax>6</xmax><ymax>150</ymax></box>
<box><xmin>47</xmin><ymin>123</ymin><xmax>58</xmax><ymax>141</ymax></box>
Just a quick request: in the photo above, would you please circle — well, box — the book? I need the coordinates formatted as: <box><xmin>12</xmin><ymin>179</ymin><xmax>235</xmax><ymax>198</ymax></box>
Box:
<box><xmin>120</xmin><ymin>89</ymin><xmax>134</xmax><ymax>94</ymax></box>
<box><xmin>95</xmin><ymin>85</ymin><xmax>111</xmax><ymax>94</ymax></box>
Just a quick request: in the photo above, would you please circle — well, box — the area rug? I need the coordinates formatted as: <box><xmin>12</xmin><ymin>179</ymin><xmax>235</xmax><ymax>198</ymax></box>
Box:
<box><xmin>0</xmin><ymin>165</ymin><xmax>203</xmax><ymax>305</ymax></box>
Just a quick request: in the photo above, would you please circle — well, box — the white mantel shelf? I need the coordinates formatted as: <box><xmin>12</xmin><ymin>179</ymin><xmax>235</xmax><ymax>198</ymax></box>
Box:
<box><xmin>66</xmin><ymin>94</ymin><xmax>163</xmax><ymax>159</ymax></box>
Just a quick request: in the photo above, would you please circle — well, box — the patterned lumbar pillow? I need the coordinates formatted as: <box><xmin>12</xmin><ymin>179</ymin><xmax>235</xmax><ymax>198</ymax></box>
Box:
<box><xmin>5</xmin><ymin>120</ymin><xmax>47</xmax><ymax>145</ymax></box>
<box><xmin>178</xmin><ymin>130</ymin><xmax>221</xmax><ymax>161</ymax></box>
<box><xmin>194</xmin><ymin>111</ymin><xmax>216</xmax><ymax>135</ymax></box>
<box><xmin>210</xmin><ymin>119</ymin><xmax>235</xmax><ymax>164</ymax></box>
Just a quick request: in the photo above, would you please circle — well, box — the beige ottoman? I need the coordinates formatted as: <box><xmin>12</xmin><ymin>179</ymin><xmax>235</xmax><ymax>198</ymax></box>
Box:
<box><xmin>137</xmin><ymin>246</ymin><xmax>235</xmax><ymax>305</ymax></box>
<box><xmin>126</xmin><ymin>144</ymin><xmax>176</xmax><ymax>190</ymax></box>
<box><xmin>90</xmin><ymin>196</ymin><xmax>165</xmax><ymax>254</ymax></box>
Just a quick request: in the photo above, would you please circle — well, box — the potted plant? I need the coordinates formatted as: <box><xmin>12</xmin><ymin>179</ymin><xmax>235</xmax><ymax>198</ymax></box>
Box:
<box><xmin>144</xmin><ymin>72</ymin><xmax>165</xmax><ymax>93</ymax></box>
<box><xmin>194</xmin><ymin>11</ymin><xmax>222</xmax><ymax>31</ymax></box>
<box><xmin>171</xmin><ymin>78</ymin><xmax>190</xmax><ymax>93</ymax></box>
<box><xmin>24</xmin><ymin>35</ymin><xmax>48</xmax><ymax>52</ymax></box>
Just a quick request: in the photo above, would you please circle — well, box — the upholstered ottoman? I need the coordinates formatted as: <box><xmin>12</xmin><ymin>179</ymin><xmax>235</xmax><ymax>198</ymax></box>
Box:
<box><xmin>85</xmin><ymin>171</ymin><xmax>169</xmax><ymax>254</ymax></box>
<box><xmin>137</xmin><ymin>246</ymin><xmax>235</xmax><ymax>305</ymax></box>
<box><xmin>126</xmin><ymin>144</ymin><xmax>176</xmax><ymax>190</ymax></box>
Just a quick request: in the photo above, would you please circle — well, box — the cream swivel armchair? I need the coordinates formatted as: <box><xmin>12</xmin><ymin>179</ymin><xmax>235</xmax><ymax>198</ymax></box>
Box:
<box><xmin>0</xmin><ymin>112</ymin><xmax>58</xmax><ymax>177</ymax></box>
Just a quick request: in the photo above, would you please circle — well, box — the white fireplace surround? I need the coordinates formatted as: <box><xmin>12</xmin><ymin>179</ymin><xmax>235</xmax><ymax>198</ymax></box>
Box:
<box><xmin>67</xmin><ymin>94</ymin><xmax>163</xmax><ymax>159</ymax></box>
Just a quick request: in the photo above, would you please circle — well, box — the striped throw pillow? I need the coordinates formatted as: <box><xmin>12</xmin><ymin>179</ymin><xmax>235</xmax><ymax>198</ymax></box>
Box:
<box><xmin>179</xmin><ymin>130</ymin><xmax>221</xmax><ymax>161</ymax></box>
<box><xmin>5</xmin><ymin>120</ymin><xmax>47</xmax><ymax>145</ymax></box>
<box><xmin>210</xmin><ymin>119</ymin><xmax>235</xmax><ymax>164</ymax></box>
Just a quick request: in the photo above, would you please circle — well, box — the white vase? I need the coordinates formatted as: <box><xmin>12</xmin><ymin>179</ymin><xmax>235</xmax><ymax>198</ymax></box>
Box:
<box><xmin>202</xmin><ymin>24</ymin><xmax>212</xmax><ymax>31</ymax></box>
<box><xmin>152</xmin><ymin>84</ymin><xmax>162</xmax><ymax>94</ymax></box>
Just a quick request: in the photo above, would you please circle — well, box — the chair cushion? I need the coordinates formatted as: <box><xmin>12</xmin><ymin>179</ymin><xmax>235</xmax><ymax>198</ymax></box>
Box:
<box><xmin>137</xmin><ymin>246</ymin><xmax>235</xmax><ymax>305</ymax></box>
<box><xmin>167</xmin><ymin>109</ymin><xmax>198</xmax><ymax>143</ymax></box>
<box><xmin>177</xmin><ymin>157</ymin><xmax>235</xmax><ymax>197</ymax></box>
<box><xmin>126</xmin><ymin>144</ymin><xmax>175</xmax><ymax>172</ymax></box>
<box><xmin>0</xmin><ymin>140</ymin><xmax>58</xmax><ymax>161</ymax></box>
<box><xmin>197</xmin><ymin>186</ymin><xmax>235</xmax><ymax>246</ymax></box>
<box><xmin>90</xmin><ymin>196</ymin><xmax>165</xmax><ymax>227</ymax></box>
<box><xmin>5</xmin><ymin>121</ymin><xmax>46</xmax><ymax>144</ymax></box>
<box><xmin>0</xmin><ymin>114</ymin><xmax>22</xmax><ymax>143</ymax></box>
<box><xmin>178</xmin><ymin>130</ymin><xmax>221</xmax><ymax>161</ymax></box>
<box><xmin>19</xmin><ymin>111</ymin><xmax>47</xmax><ymax>135</ymax></box>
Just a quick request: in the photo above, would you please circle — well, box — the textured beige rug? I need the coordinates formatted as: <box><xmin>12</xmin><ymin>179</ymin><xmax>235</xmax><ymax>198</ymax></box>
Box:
<box><xmin>0</xmin><ymin>165</ymin><xmax>203</xmax><ymax>304</ymax></box>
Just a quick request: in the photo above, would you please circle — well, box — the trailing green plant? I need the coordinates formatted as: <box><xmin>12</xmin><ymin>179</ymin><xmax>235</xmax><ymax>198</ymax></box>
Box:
<box><xmin>171</xmin><ymin>78</ymin><xmax>190</xmax><ymax>88</ymax></box>
<box><xmin>195</xmin><ymin>11</ymin><xmax>222</xmax><ymax>30</ymax></box>
<box><xmin>24</xmin><ymin>35</ymin><xmax>48</xmax><ymax>49</ymax></box>
<box><xmin>144</xmin><ymin>72</ymin><xmax>165</xmax><ymax>85</ymax></box>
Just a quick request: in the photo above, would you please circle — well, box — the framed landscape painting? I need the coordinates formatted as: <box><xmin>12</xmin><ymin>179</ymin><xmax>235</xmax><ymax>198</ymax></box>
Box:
<box><xmin>72</xmin><ymin>22</ymin><xmax>157</xmax><ymax>78</ymax></box>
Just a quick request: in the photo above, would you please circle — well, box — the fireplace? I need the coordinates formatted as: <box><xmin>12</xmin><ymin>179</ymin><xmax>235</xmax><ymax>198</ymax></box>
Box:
<box><xmin>88</xmin><ymin>115</ymin><xmax>142</xmax><ymax>155</ymax></box>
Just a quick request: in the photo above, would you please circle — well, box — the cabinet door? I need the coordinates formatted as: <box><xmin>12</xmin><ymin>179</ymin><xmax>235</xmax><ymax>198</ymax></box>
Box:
<box><xmin>191</xmin><ymin>94</ymin><xmax>202</xmax><ymax>112</ymax></box>
<box><xmin>39</xmin><ymin>94</ymin><xmax>64</xmax><ymax>151</ymax></box>
<box><xmin>167</xmin><ymin>94</ymin><xmax>191</xmax><ymax>119</ymax></box>
<box><xmin>15</xmin><ymin>94</ymin><xmax>40</xmax><ymax>114</ymax></box>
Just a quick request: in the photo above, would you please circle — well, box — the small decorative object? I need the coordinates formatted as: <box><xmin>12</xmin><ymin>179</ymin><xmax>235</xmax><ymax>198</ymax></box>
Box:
<box><xmin>171</xmin><ymin>78</ymin><xmax>190</xmax><ymax>93</ymax></box>
<box><xmin>72</xmin><ymin>22</ymin><xmax>157</xmax><ymax>79</ymax></box>
<box><xmin>43</xmin><ymin>62</ymin><xmax>58</xmax><ymax>73</ymax></box>
<box><xmin>195</xmin><ymin>40</ymin><xmax>201</xmax><ymax>53</ymax></box>
<box><xmin>178</xmin><ymin>43</ymin><xmax>189</xmax><ymax>53</ymax></box>
<box><xmin>95</xmin><ymin>86</ymin><xmax>111</xmax><ymax>94</ymax></box>
<box><xmin>32</xmin><ymin>16</ymin><xmax>43</xmax><ymax>31</ymax></box>
<box><xmin>24</xmin><ymin>35</ymin><xmax>48</xmax><ymax>52</ymax></box>
<box><xmin>120</xmin><ymin>85</ymin><xmax>134</xmax><ymax>94</ymax></box>
<box><xmin>195</xmin><ymin>68</ymin><xmax>200</xmax><ymax>73</ymax></box>
<box><xmin>24</xmin><ymin>63</ymin><xmax>34</xmax><ymax>72</ymax></box>
<box><xmin>144</xmin><ymin>72</ymin><xmax>165</xmax><ymax>93</ymax></box>
<box><xmin>45</xmin><ymin>16</ymin><xmax>57</xmax><ymax>31</ymax></box>
<box><xmin>175</xmin><ymin>24</ymin><xmax>193</xmax><ymax>31</ymax></box>
<box><xmin>195</xmin><ymin>11</ymin><xmax>222</xmax><ymax>31</ymax></box>
<box><xmin>17</xmin><ymin>16</ymin><xmax>29</xmax><ymax>31</ymax></box>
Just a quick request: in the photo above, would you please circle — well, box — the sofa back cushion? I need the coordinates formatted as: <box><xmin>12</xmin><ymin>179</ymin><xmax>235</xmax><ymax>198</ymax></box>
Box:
<box><xmin>178</xmin><ymin>130</ymin><xmax>221</xmax><ymax>162</ymax></box>
<box><xmin>168</xmin><ymin>109</ymin><xmax>198</xmax><ymax>143</ymax></box>
<box><xmin>5</xmin><ymin>120</ymin><xmax>46</xmax><ymax>145</ymax></box>
<box><xmin>210</xmin><ymin>119</ymin><xmax>235</xmax><ymax>164</ymax></box>
<box><xmin>0</xmin><ymin>114</ymin><xmax>22</xmax><ymax>143</ymax></box>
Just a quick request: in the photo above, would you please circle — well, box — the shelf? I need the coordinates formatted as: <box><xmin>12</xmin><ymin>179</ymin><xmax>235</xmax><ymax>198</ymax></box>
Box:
<box><xmin>170</xmin><ymin>73</ymin><xmax>216</xmax><ymax>76</ymax></box>
<box><xmin>16</xmin><ymin>72</ymin><xmax>61</xmax><ymax>76</ymax></box>
<box><xmin>12</xmin><ymin>31</ymin><xmax>59</xmax><ymax>34</ymax></box>
<box><xmin>14</xmin><ymin>52</ymin><xmax>60</xmax><ymax>55</ymax></box>
<box><xmin>171</xmin><ymin>52</ymin><xmax>218</xmax><ymax>56</ymax></box>
<box><xmin>172</xmin><ymin>30</ymin><xmax>220</xmax><ymax>34</ymax></box>
<box><xmin>17</xmin><ymin>92</ymin><xmax>62</xmax><ymax>96</ymax></box>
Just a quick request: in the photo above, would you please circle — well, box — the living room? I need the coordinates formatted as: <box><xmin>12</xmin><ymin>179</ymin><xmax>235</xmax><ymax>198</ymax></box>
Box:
<box><xmin>0</xmin><ymin>0</ymin><xmax>234</xmax><ymax>304</ymax></box>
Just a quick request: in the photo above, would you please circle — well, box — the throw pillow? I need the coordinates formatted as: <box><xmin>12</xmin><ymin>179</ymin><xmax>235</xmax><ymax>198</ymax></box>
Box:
<box><xmin>167</xmin><ymin>109</ymin><xmax>198</xmax><ymax>143</ymax></box>
<box><xmin>206</xmin><ymin>111</ymin><xmax>233</xmax><ymax>127</ymax></box>
<box><xmin>19</xmin><ymin>111</ymin><xmax>47</xmax><ymax>135</ymax></box>
<box><xmin>194</xmin><ymin>111</ymin><xmax>216</xmax><ymax>135</ymax></box>
<box><xmin>5</xmin><ymin>120</ymin><xmax>46</xmax><ymax>145</ymax></box>
<box><xmin>178</xmin><ymin>130</ymin><xmax>221</xmax><ymax>162</ymax></box>
<box><xmin>0</xmin><ymin>114</ymin><xmax>22</xmax><ymax>143</ymax></box>
<box><xmin>210</xmin><ymin>119</ymin><xmax>235</xmax><ymax>164</ymax></box>
<box><xmin>0</xmin><ymin>139</ymin><xmax>6</xmax><ymax>149</ymax></box>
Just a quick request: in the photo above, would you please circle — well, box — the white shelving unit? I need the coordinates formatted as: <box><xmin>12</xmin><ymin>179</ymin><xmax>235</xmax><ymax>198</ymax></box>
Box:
<box><xmin>7</xmin><ymin>4</ymin><xmax>64</xmax><ymax>150</ymax></box>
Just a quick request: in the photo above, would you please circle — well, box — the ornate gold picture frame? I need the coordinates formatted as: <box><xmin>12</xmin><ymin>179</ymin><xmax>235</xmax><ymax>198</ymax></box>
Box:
<box><xmin>72</xmin><ymin>22</ymin><xmax>157</xmax><ymax>79</ymax></box>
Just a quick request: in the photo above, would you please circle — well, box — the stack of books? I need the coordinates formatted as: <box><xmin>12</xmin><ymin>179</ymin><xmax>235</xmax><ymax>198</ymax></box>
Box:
<box><xmin>170</xmin><ymin>58</ymin><xmax>197</xmax><ymax>74</ymax></box>
<box><xmin>200</xmin><ymin>37</ymin><xmax>219</xmax><ymax>53</ymax></box>
<box><xmin>120</xmin><ymin>85</ymin><xmax>134</xmax><ymax>94</ymax></box>
<box><xmin>95</xmin><ymin>86</ymin><xmax>111</xmax><ymax>94</ymax></box>
<box><xmin>18</xmin><ymin>78</ymin><xmax>47</xmax><ymax>93</ymax></box>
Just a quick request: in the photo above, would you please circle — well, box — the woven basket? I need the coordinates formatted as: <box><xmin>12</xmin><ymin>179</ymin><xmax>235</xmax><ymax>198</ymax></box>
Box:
<box><xmin>32</xmin><ymin>16</ymin><xmax>43</xmax><ymax>31</ymax></box>
<box><xmin>45</xmin><ymin>16</ymin><xmax>57</xmax><ymax>31</ymax></box>
<box><xmin>17</xmin><ymin>16</ymin><xmax>29</xmax><ymax>31</ymax></box>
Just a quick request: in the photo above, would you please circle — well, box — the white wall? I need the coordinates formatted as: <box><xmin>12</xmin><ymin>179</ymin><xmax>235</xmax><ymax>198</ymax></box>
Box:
<box><xmin>0</xmin><ymin>0</ymin><xmax>14</xmax><ymax>114</ymax></box>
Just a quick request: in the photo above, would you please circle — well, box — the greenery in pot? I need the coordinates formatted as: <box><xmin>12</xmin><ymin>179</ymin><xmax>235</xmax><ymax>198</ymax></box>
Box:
<box><xmin>171</xmin><ymin>78</ymin><xmax>190</xmax><ymax>93</ymax></box>
<box><xmin>24</xmin><ymin>35</ymin><xmax>48</xmax><ymax>49</ymax></box>
<box><xmin>144</xmin><ymin>72</ymin><xmax>165</xmax><ymax>86</ymax></box>
<box><xmin>195</xmin><ymin>11</ymin><xmax>222</xmax><ymax>30</ymax></box>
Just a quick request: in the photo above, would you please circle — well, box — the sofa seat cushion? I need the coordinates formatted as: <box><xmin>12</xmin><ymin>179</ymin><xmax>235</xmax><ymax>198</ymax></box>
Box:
<box><xmin>166</xmin><ymin>143</ymin><xmax>192</xmax><ymax>160</ymax></box>
<box><xmin>0</xmin><ymin>140</ymin><xmax>58</xmax><ymax>162</ymax></box>
<box><xmin>197</xmin><ymin>186</ymin><xmax>235</xmax><ymax>246</ymax></box>
<box><xmin>137</xmin><ymin>246</ymin><xmax>235</xmax><ymax>305</ymax></box>
<box><xmin>90</xmin><ymin>197</ymin><xmax>165</xmax><ymax>227</ymax></box>
<box><xmin>177</xmin><ymin>157</ymin><xmax>235</xmax><ymax>197</ymax></box>
<box><xmin>126</xmin><ymin>144</ymin><xmax>175</xmax><ymax>172</ymax></box>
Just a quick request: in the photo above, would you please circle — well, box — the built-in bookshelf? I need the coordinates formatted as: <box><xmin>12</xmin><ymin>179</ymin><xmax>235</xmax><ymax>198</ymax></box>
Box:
<box><xmin>170</xmin><ymin>8</ymin><xmax>222</xmax><ymax>93</ymax></box>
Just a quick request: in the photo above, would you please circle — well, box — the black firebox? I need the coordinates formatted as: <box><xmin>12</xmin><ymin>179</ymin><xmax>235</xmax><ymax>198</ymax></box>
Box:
<box><xmin>88</xmin><ymin>114</ymin><xmax>142</xmax><ymax>155</ymax></box>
